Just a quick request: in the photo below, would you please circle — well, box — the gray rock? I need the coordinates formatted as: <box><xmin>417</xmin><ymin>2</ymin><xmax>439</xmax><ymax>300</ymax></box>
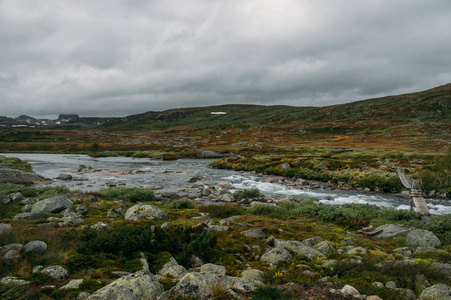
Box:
<box><xmin>158</xmin><ymin>281</ymin><xmax>201</xmax><ymax>300</ymax></box>
<box><xmin>302</xmin><ymin>236</ymin><xmax>322</xmax><ymax>247</ymax></box>
<box><xmin>207</xmin><ymin>225</ymin><xmax>229</xmax><ymax>232</ymax></box>
<box><xmin>10</xmin><ymin>193</ymin><xmax>25</xmax><ymax>202</ymax></box>
<box><xmin>407</xmin><ymin>229</ymin><xmax>441</xmax><ymax>250</ymax></box>
<box><xmin>75</xmin><ymin>205</ymin><xmax>88</xmax><ymax>215</ymax></box>
<box><xmin>77</xmin><ymin>292</ymin><xmax>92</xmax><ymax>300</ymax></box>
<box><xmin>111</xmin><ymin>271</ymin><xmax>131</xmax><ymax>277</ymax></box>
<box><xmin>219</xmin><ymin>216</ymin><xmax>241</xmax><ymax>226</ymax></box>
<box><xmin>158</xmin><ymin>257</ymin><xmax>187</xmax><ymax>279</ymax></box>
<box><xmin>396</xmin><ymin>288</ymin><xmax>416</xmax><ymax>300</ymax></box>
<box><xmin>370</xmin><ymin>224</ymin><xmax>415</xmax><ymax>240</ymax></box>
<box><xmin>56</xmin><ymin>173</ymin><xmax>72</xmax><ymax>180</ymax></box>
<box><xmin>60</xmin><ymin>211</ymin><xmax>82</xmax><ymax>227</ymax></box>
<box><xmin>386</xmin><ymin>281</ymin><xmax>397</xmax><ymax>289</ymax></box>
<box><xmin>346</xmin><ymin>247</ymin><xmax>368</xmax><ymax>256</ymax></box>
<box><xmin>341</xmin><ymin>285</ymin><xmax>360</xmax><ymax>297</ymax></box>
<box><xmin>0</xmin><ymin>276</ymin><xmax>30</xmax><ymax>286</ymax></box>
<box><xmin>88</xmin><ymin>270</ymin><xmax>163</xmax><ymax>300</ymax></box>
<box><xmin>302</xmin><ymin>270</ymin><xmax>320</xmax><ymax>277</ymax></box>
<box><xmin>418</xmin><ymin>283</ymin><xmax>451</xmax><ymax>299</ymax></box>
<box><xmin>33</xmin><ymin>266</ymin><xmax>44</xmax><ymax>273</ymax></box>
<box><xmin>0</xmin><ymin>243</ymin><xmax>23</xmax><ymax>256</ymax></box>
<box><xmin>22</xmin><ymin>204</ymin><xmax>32</xmax><ymax>213</ymax></box>
<box><xmin>393</xmin><ymin>247</ymin><xmax>413</xmax><ymax>257</ymax></box>
<box><xmin>340</xmin><ymin>238</ymin><xmax>354</xmax><ymax>245</ymax></box>
<box><xmin>41</xmin><ymin>265</ymin><xmax>70</xmax><ymax>281</ymax></box>
<box><xmin>0</xmin><ymin>223</ymin><xmax>12</xmax><ymax>235</ymax></box>
<box><xmin>241</xmin><ymin>269</ymin><xmax>264</xmax><ymax>282</ymax></box>
<box><xmin>372</xmin><ymin>282</ymin><xmax>384</xmax><ymax>288</ymax></box>
<box><xmin>430</xmin><ymin>262</ymin><xmax>451</xmax><ymax>276</ymax></box>
<box><xmin>2</xmin><ymin>250</ymin><xmax>21</xmax><ymax>265</ymax></box>
<box><xmin>91</xmin><ymin>222</ymin><xmax>110</xmax><ymax>230</ymax></box>
<box><xmin>31</xmin><ymin>196</ymin><xmax>73</xmax><ymax>214</ymax></box>
<box><xmin>321</xmin><ymin>259</ymin><xmax>338</xmax><ymax>268</ymax></box>
<box><xmin>314</xmin><ymin>241</ymin><xmax>335</xmax><ymax>253</ymax></box>
<box><xmin>125</xmin><ymin>204</ymin><xmax>168</xmax><ymax>221</ymax></box>
<box><xmin>274</xmin><ymin>239</ymin><xmax>325</xmax><ymax>259</ymax></box>
<box><xmin>160</xmin><ymin>222</ymin><xmax>169</xmax><ymax>229</ymax></box>
<box><xmin>0</xmin><ymin>168</ymin><xmax>46</xmax><ymax>185</ymax></box>
<box><xmin>241</xmin><ymin>228</ymin><xmax>265</xmax><ymax>239</ymax></box>
<box><xmin>265</xmin><ymin>235</ymin><xmax>276</xmax><ymax>247</ymax></box>
<box><xmin>260</xmin><ymin>247</ymin><xmax>292</xmax><ymax>265</ymax></box>
<box><xmin>200</xmin><ymin>263</ymin><xmax>226</xmax><ymax>275</ymax></box>
<box><xmin>23</xmin><ymin>241</ymin><xmax>48</xmax><ymax>254</ymax></box>
<box><xmin>414</xmin><ymin>247</ymin><xmax>447</xmax><ymax>256</ymax></box>
<box><xmin>60</xmin><ymin>279</ymin><xmax>84</xmax><ymax>290</ymax></box>
<box><xmin>158</xmin><ymin>257</ymin><xmax>178</xmax><ymax>275</ymax></box>
<box><xmin>190</xmin><ymin>255</ymin><xmax>204</xmax><ymax>267</ymax></box>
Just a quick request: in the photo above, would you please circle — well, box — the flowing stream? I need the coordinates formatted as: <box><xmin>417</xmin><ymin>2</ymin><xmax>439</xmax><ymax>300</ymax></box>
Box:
<box><xmin>2</xmin><ymin>153</ymin><xmax>451</xmax><ymax>215</ymax></box>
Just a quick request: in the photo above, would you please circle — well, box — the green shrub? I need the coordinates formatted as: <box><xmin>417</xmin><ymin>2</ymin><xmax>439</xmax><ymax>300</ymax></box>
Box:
<box><xmin>252</xmin><ymin>286</ymin><xmax>291</xmax><ymax>300</ymax></box>
<box><xmin>169</xmin><ymin>198</ymin><xmax>195</xmax><ymax>209</ymax></box>
<box><xmin>234</xmin><ymin>188</ymin><xmax>262</xmax><ymax>201</ymax></box>
<box><xmin>198</xmin><ymin>204</ymin><xmax>245</xmax><ymax>218</ymax></box>
<box><xmin>248</xmin><ymin>204</ymin><xmax>284</xmax><ymax>219</ymax></box>
<box><xmin>98</xmin><ymin>188</ymin><xmax>155</xmax><ymax>202</ymax></box>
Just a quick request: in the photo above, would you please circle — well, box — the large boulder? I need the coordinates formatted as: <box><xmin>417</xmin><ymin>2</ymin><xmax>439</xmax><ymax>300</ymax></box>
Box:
<box><xmin>158</xmin><ymin>281</ymin><xmax>201</xmax><ymax>300</ymax></box>
<box><xmin>274</xmin><ymin>239</ymin><xmax>325</xmax><ymax>258</ymax></box>
<box><xmin>241</xmin><ymin>228</ymin><xmax>266</xmax><ymax>239</ymax></box>
<box><xmin>88</xmin><ymin>270</ymin><xmax>163</xmax><ymax>300</ymax></box>
<box><xmin>407</xmin><ymin>229</ymin><xmax>441</xmax><ymax>250</ymax></box>
<box><xmin>0</xmin><ymin>168</ymin><xmax>46</xmax><ymax>184</ymax></box>
<box><xmin>23</xmin><ymin>241</ymin><xmax>48</xmax><ymax>254</ymax></box>
<box><xmin>0</xmin><ymin>224</ymin><xmax>12</xmax><ymax>235</ymax></box>
<box><xmin>0</xmin><ymin>243</ymin><xmax>23</xmax><ymax>256</ymax></box>
<box><xmin>41</xmin><ymin>265</ymin><xmax>70</xmax><ymax>281</ymax></box>
<box><xmin>260</xmin><ymin>247</ymin><xmax>292</xmax><ymax>265</ymax></box>
<box><xmin>31</xmin><ymin>196</ymin><xmax>73</xmax><ymax>214</ymax></box>
<box><xmin>125</xmin><ymin>204</ymin><xmax>168</xmax><ymax>221</ymax></box>
<box><xmin>418</xmin><ymin>283</ymin><xmax>451</xmax><ymax>299</ymax></box>
<box><xmin>158</xmin><ymin>257</ymin><xmax>187</xmax><ymax>279</ymax></box>
<box><xmin>370</xmin><ymin>224</ymin><xmax>415</xmax><ymax>240</ymax></box>
<box><xmin>199</xmin><ymin>263</ymin><xmax>226</xmax><ymax>275</ymax></box>
<box><xmin>2</xmin><ymin>250</ymin><xmax>21</xmax><ymax>265</ymax></box>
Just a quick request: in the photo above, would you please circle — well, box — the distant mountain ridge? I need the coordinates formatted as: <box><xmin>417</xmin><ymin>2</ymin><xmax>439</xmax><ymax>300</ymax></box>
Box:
<box><xmin>0</xmin><ymin>114</ymin><xmax>79</xmax><ymax>128</ymax></box>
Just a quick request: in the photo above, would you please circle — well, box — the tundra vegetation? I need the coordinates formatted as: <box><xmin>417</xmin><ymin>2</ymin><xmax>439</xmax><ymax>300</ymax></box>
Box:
<box><xmin>0</xmin><ymin>85</ymin><xmax>450</xmax><ymax>299</ymax></box>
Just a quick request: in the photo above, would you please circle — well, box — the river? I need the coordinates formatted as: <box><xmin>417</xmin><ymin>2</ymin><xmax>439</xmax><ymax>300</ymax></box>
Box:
<box><xmin>2</xmin><ymin>153</ymin><xmax>450</xmax><ymax>215</ymax></box>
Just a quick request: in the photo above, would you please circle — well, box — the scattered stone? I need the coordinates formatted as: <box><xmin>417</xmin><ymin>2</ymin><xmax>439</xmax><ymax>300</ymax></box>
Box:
<box><xmin>41</xmin><ymin>265</ymin><xmax>70</xmax><ymax>281</ymax></box>
<box><xmin>321</xmin><ymin>259</ymin><xmax>338</xmax><ymax>268</ymax></box>
<box><xmin>241</xmin><ymin>269</ymin><xmax>264</xmax><ymax>282</ymax></box>
<box><xmin>77</xmin><ymin>292</ymin><xmax>92</xmax><ymax>299</ymax></box>
<box><xmin>346</xmin><ymin>247</ymin><xmax>368</xmax><ymax>256</ymax></box>
<box><xmin>393</xmin><ymin>247</ymin><xmax>413</xmax><ymax>257</ymax></box>
<box><xmin>418</xmin><ymin>283</ymin><xmax>451</xmax><ymax>299</ymax></box>
<box><xmin>60</xmin><ymin>279</ymin><xmax>84</xmax><ymax>290</ymax></box>
<box><xmin>56</xmin><ymin>173</ymin><xmax>72</xmax><ymax>180</ymax></box>
<box><xmin>302</xmin><ymin>236</ymin><xmax>322</xmax><ymax>247</ymax></box>
<box><xmin>10</xmin><ymin>193</ymin><xmax>25</xmax><ymax>202</ymax></box>
<box><xmin>33</xmin><ymin>266</ymin><xmax>44</xmax><ymax>273</ymax></box>
<box><xmin>91</xmin><ymin>222</ymin><xmax>110</xmax><ymax>230</ymax></box>
<box><xmin>407</xmin><ymin>229</ymin><xmax>441</xmax><ymax>250</ymax></box>
<box><xmin>0</xmin><ymin>276</ymin><xmax>30</xmax><ymax>286</ymax></box>
<box><xmin>386</xmin><ymin>281</ymin><xmax>397</xmax><ymax>289</ymax></box>
<box><xmin>0</xmin><ymin>168</ymin><xmax>46</xmax><ymax>185</ymax></box>
<box><xmin>22</xmin><ymin>204</ymin><xmax>32</xmax><ymax>213</ymax></box>
<box><xmin>75</xmin><ymin>205</ymin><xmax>88</xmax><ymax>215</ymax></box>
<box><xmin>0</xmin><ymin>224</ymin><xmax>12</xmax><ymax>235</ymax></box>
<box><xmin>190</xmin><ymin>255</ymin><xmax>204</xmax><ymax>267</ymax></box>
<box><xmin>23</xmin><ymin>240</ymin><xmax>48</xmax><ymax>254</ymax></box>
<box><xmin>125</xmin><ymin>204</ymin><xmax>168</xmax><ymax>221</ymax></box>
<box><xmin>372</xmin><ymin>282</ymin><xmax>384</xmax><ymax>288</ymax></box>
<box><xmin>158</xmin><ymin>281</ymin><xmax>201</xmax><ymax>300</ymax></box>
<box><xmin>274</xmin><ymin>239</ymin><xmax>325</xmax><ymax>259</ymax></box>
<box><xmin>2</xmin><ymin>250</ymin><xmax>21</xmax><ymax>265</ymax></box>
<box><xmin>219</xmin><ymin>216</ymin><xmax>242</xmax><ymax>226</ymax></box>
<box><xmin>367</xmin><ymin>296</ymin><xmax>383</xmax><ymax>300</ymax></box>
<box><xmin>0</xmin><ymin>243</ymin><xmax>23</xmax><ymax>256</ymax></box>
<box><xmin>241</xmin><ymin>228</ymin><xmax>265</xmax><ymax>239</ymax></box>
<box><xmin>260</xmin><ymin>247</ymin><xmax>292</xmax><ymax>265</ymax></box>
<box><xmin>429</xmin><ymin>262</ymin><xmax>451</xmax><ymax>276</ymax></box>
<box><xmin>161</xmin><ymin>222</ymin><xmax>169</xmax><ymax>229</ymax></box>
<box><xmin>302</xmin><ymin>270</ymin><xmax>320</xmax><ymax>277</ymax></box>
<box><xmin>340</xmin><ymin>238</ymin><xmax>354</xmax><ymax>245</ymax></box>
<box><xmin>200</xmin><ymin>263</ymin><xmax>226</xmax><ymax>275</ymax></box>
<box><xmin>88</xmin><ymin>270</ymin><xmax>163</xmax><ymax>300</ymax></box>
<box><xmin>370</xmin><ymin>224</ymin><xmax>414</xmax><ymax>240</ymax></box>
<box><xmin>314</xmin><ymin>241</ymin><xmax>335</xmax><ymax>253</ymax></box>
<box><xmin>396</xmin><ymin>288</ymin><xmax>416</xmax><ymax>300</ymax></box>
<box><xmin>414</xmin><ymin>247</ymin><xmax>447</xmax><ymax>256</ymax></box>
<box><xmin>265</xmin><ymin>235</ymin><xmax>276</xmax><ymax>247</ymax></box>
<box><xmin>341</xmin><ymin>285</ymin><xmax>360</xmax><ymax>297</ymax></box>
<box><xmin>31</xmin><ymin>196</ymin><xmax>73</xmax><ymax>214</ymax></box>
<box><xmin>206</xmin><ymin>225</ymin><xmax>229</xmax><ymax>232</ymax></box>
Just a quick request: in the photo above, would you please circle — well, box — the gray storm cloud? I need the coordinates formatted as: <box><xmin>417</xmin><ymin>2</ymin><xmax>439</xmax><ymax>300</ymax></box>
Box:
<box><xmin>0</xmin><ymin>0</ymin><xmax>450</xmax><ymax>117</ymax></box>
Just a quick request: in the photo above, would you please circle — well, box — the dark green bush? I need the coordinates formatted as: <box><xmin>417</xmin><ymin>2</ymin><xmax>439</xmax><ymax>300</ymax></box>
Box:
<box><xmin>198</xmin><ymin>204</ymin><xmax>245</xmax><ymax>218</ymax></box>
<box><xmin>169</xmin><ymin>198</ymin><xmax>195</xmax><ymax>209</ymax></box>
<box><xmin>252</xmin><ymin>286</ymin><xmax>291</xmax><ymax>300</ymax></box>
<box><xmin>234</xmin><ymin>188</ymin><xmax>263</xmax><ymax>201</ymax></box>
<box><xmin>248</xmin><ymin>204</ymin><xmax>284</xmax><ymax>219</ymax></box>
<box><xmin>98</xmin><ymin>188</ymin><xmax>155</xmax><ymax>202</ymax></box>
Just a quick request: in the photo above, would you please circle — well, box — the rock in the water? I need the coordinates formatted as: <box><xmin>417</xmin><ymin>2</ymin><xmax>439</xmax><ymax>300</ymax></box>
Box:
<box><xmin>31</xmin><ymin>196</ymin><xmax>73</xmax><ymax>214</ymax></box>
<box><xmin>125</xmin><ymin>204</ymin><xmax>168</xmax><ymax>221</ymax></box>
<box><xmin>23</xmin><ymin>240</ymin><xmax>48</xmax><ymax>254</ymax></box>
<box><xmin>88</xmin><ymin>270</ymin><xmax>163</xmax><ymax>300</ymax></box>
<box><xmin>274</xmin><ymin>239</ymin><xmax>325</xmax><ymax>259</ymax></box>
<box><xmin>370</xmin><ymin>224</ymin><xmax>414</xmax><ymax>240</ymax></box>
<box><xmin>41</xmin><ymin>265</ymin><xmax>70</xmax><ymax>281</ymax></box>
<box><xmin>418</xmin><ymin>283</ymin><xmax>451</xmax><ymax>299</ymax></box>
<box><xmin>56</xmin><ymin>173</ymin><xmax>72</xmax><ymax>180</ymax></box>
<box><xmin>341</xmin><ymin>285</ymin><xmax>360</xmax><ymax>297</ymax></box>
<box><xmin>407</xmin><ymin>229</ymin><xmax>441</xmax><ymax>250</ymax></box>
<box><xmin>260</xmin><ymin>247</ymin><xmax>292</xmax><ymax>265</ymax></box>
<box><xmin>2</xmin><ymin>250</ymin><xmax>21</xmax><ymax>265</ymax></box>
<box><xmin>200</xmin><ymin>263</ymin><xmax>226</xmax><ymax>275</ymax></box>
<box><xmin>241</xmin><ymin>228</ymin><xmax>265</xmax><ymax>239</ymax></box>
<box><xmin>0</xmin><ymin>276</ymin><xmax>30</xmax><ymax>286</ymax></box>
<box><xmin>60</xmin><ymin>279</ymin><xmax>84</xmax><ymax>290</ymax></box>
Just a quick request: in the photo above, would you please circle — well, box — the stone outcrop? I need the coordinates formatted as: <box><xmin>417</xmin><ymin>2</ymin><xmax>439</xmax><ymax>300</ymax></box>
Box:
<box><xmin>125</xmin><ymin>204</ymin><xmax>168</xmax><ymax>221</ymax></box>
<box><xmin>418</xmin><ymin>283</ymin><xmax>451</xmax><ymax>299</ymax></box>
<box><xmin>88</xmin><ymin>270</ymin><xmax>164</xmax><ymax>300</ymax></box>
<box><xmin>260</xmin><ymin>247</ymin><xmax>292</xmax><ymax>265</ymax></box>
<box><xmin>406</xmin><ymin>229</ymin><xmax>441</xmax><ymax>249</ymax></box>
<box><xmin>274</xmin><ymin>239</ymin><xmax>325</xmax><ymax>258</ymax></box>
<box><xmin>31</xmin><ymin>196</ymin><xmax>73</xmax><ymax>214</ymax></box>
<box><xmin>41</xmin><ymin>265</ymin><xmax>70</xmax><ymax>281</ymax></box>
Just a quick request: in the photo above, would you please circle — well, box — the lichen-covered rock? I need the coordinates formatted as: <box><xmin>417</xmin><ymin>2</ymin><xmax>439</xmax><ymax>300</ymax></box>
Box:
<box><xmin>418</xmin><ymin>283</ymin><xmax>451</xmax><ymax>299</ymax></box>
<box><xmin>23</xmin><ymin>240</ymin><xmax>48</xmax><ymax>254</ymax></box>
<box><xmin>302</xmin><ymin>236</ymin><xmax>322</xmax><ymax>247</ymax></box>
<box><xmin>393</xmin><ymin>247</ymin><xmax>413</xmax><ymax>257</ymax></box>
<box><xmin>314</xmin><ymin>241</ymin><xmax>335</xmax><ymax>253</ymax></box>
<box><xmin>31</xmin><ymin>196</ymin><xmax>73</xmax><ymax>214</ymax></box>
<box><xmin>346</xmin><ymin>247</ymin><xmax>368</xmax><ymax>256</ymax></box>
<box><xmin>241</xmin><ymin>269</ymin><xmax>264</xmax><ymax>282</ymax></box>
<box><xmin>429</xmin><ymin>262</ymin><xmax>451</xmax><ymax>276</ymax></box>
<box><xmin>88</xmin><ymin>270</ymin><xmax>163</xmax><ymax>300</ymax></box>
<box><xmin>241</xmin><ymin>228</ymin><xmax>265</xmax><ymax>239</ymax></box>
<box><xmin>371</xmin><ymin>224</ymin><xmax>415</xmax><ymax>240</ymax></box>
<box><xmin>157</xmin><ymin>281</ymin><xmax>201</xmax><ymax>300</ymax></box>
<box><xmin>341</xmin><ymin>285</ymin><xmax>360</xmax><ymax>297</ymax></box>
<box><xmin>0</xmin><ymin>223</ymin><xmax>12</xmax><ymax>235</ymax></box>
<box><xmin>219</xmin><ymin>216</ymin><xmax>241</xmax><ymax>226</ymax></box>
<box><xmin>0</xmin><ymin>168</ymin><xmax>46</xmax><ymax>185</ymax></box>
<box><xmin>158</xmin><ymin>257</ymin><xmax>187</xmax><ymax>279</ymax></box>
<box><xmin>0</xmin><ymin>276</ymin><xmax>30</xmax><ymax>286</ymax></box>
<box><xmin>200</xmin><ymin>263</ymin><xmax>226</xmax><ymax>275</ymax></box>
<box><xmin>60</xmin><ymin>279</ymin><xmax>84</xmax><ymax>290</ymax></box>
<box><xmin>274</xmin><ymin>239</ymin><xmax>325</xmax><ymax>258</ymax></box>
<box><xmin>41</xmin><ymin>265</ymin><xmax>70</xmax><ymax>281</ymax></box>
<box><xmin>407</xmin><ymin>229</ymin><xmax>441</xmax><ymax>250</ymax></box>
<box><xmin>396</xmin><ymin>288</ymin><xmax>416</xmax><ymax>300</ymax></box>
<box><xmin>125</xmin><ymin>204</ymin><xmax>168</xmax><ymax>221</ymax></box>
<box><xmin>2</xmin><ymin>250</ymin><xmax>21</xmax><ymax>265</ymax></box>
<box><xmin>0</xmin><ymin>243</ymin><xmax>23</xmax><ymax>256</ymax></box>
<box><xmin>206</xmin><ymin>225</ymin><xmax>229</xmax><ymax>232</ymax></box>
<box><xmin>260</xmin><ymin>247</ymin><xmax>292</xmax><ymax>265</ymax></box>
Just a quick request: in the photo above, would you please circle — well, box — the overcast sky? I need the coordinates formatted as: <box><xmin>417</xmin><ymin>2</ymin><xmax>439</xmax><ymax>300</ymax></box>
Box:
<box><xmin>1</xmin><ymin>0</ymin><xmax>450</xmax><ymax>118</ymax></box>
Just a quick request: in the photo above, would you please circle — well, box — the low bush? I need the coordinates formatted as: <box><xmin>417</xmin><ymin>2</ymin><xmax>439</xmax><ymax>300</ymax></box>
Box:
<box><xmin>169</xmin><ymin>198</ymin><xmax>195</xmax><ymax>209</ymax></box>
<box><xmin>234</xmin><ymin>188</ymin><xmax>263</xmax><ymax>201</ymax></box>
<box><xmin>97</xmin><ymin>188</ymin><xmax>155</xmax><ymax>203</ymax></box>
<box><xmin>198</xmin><ymin>204</ymin><xmax>245</xmax><ymax>218</ymax></box>
<box><xmin>248</xmin><ymin>204</ymin><xmax>284</xmax><ymax>219</ymax></box>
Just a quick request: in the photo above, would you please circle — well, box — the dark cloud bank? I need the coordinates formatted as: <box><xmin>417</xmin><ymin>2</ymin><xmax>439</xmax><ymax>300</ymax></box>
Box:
<box><xmin>1</xmin><ymin>0</ymin><xmax>450</xmax><ymax>118</ymax></box>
